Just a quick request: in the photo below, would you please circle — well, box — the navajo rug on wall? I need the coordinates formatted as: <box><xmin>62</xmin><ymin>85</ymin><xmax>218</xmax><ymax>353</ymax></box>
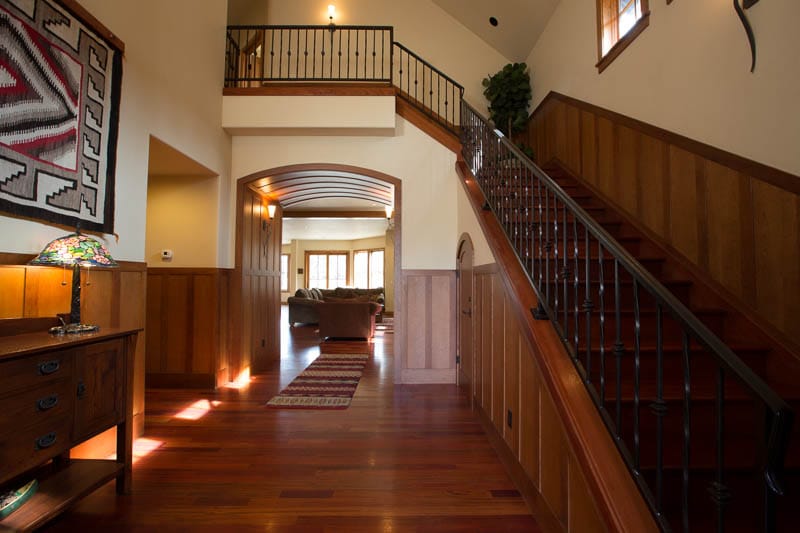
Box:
<box><xmin>267</xmin><ymin>353</ymin><xmax>369</xmax><ymax>409</ymax></box>
<box><xmin>0</xmin><ymin>0</ymin><xmax>122</xmax><ymax>233</ymax></box>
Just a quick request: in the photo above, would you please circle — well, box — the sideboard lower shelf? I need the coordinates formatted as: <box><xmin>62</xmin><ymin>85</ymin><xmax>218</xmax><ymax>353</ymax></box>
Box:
<box><xmin>0</xmin><ymin>459</ymin><xmax>122</xmax><ymax>532</ymax></box>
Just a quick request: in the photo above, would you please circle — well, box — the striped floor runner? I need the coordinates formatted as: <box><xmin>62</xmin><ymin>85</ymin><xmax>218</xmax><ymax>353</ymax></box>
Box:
<box><xmin>266</xmin><ymin>353</ymin><xmax>369</xmax><ymax>409</ymax></box>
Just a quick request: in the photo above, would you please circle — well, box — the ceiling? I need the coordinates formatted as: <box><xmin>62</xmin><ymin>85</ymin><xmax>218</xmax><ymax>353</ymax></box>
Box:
<box><xmin>283</xmin><ymin>217</ymin><xmax>389</xmax><ymax>244</ymax></box>
<box><xmin>431</xmin><ymin>0</ymin><xmax>560</xmax><ymax>62</ymax></box>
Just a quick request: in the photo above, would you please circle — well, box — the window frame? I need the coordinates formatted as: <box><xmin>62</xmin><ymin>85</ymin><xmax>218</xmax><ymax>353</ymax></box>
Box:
<box><xmin>595</xmin><ymin>0</ymin><xmax>650</xmax><ymax>73</ymax></box>
<box><xmin>304</xmin><ymin>251</ymin><xmax>349</xmax><ymax>289</ymax></box>
<box><xmin>353</xmin><ymin>248</ymin><xmax>385</xmax><ymax>289</ymax></box>
<box><xmin>280</xmin><ymin>253</ymin><xmax>290</xmax><ymax>292</ymax></box>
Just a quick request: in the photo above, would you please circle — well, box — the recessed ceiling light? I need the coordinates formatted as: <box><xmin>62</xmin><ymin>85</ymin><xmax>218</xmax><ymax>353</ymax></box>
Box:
<box><xmin>489</xmin><ymin>16</ymin><xmax>498</xmax><ymax>27</ymax></box>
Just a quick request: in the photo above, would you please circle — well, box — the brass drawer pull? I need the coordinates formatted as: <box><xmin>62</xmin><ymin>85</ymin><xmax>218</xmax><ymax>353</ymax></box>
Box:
<box><xmin>77</xmin><ymin>381</ymin><xmax>86</xmax><ymax>399</ymax></box>
<box><xmin>35</xmin><ymin>432</ymin><xmax>57</xmax><ymax>450</ymax></box>
<box><xmin>37</xmin><ymin>394</ymin><xmax>59</xmax><ymax>411</ymax></box>
<box><xmin>38</xmin><ymin>360</ymin><xmax>60</xmax><ymax>375</ymax></box>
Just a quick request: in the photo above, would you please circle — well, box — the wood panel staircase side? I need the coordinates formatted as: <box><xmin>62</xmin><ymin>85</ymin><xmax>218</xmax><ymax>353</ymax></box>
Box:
<box><xmin>456</xmin><ymin>160</ymin><xmax>658</xmax><ymax>533</ymax></box>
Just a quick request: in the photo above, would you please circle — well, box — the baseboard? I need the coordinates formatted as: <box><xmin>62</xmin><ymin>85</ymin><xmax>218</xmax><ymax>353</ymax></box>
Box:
<box><xmin>399</xmin><ymin>368</ymin><xmax>455</xmax><ymax>384</ymax></box>
<box><xmin>474</xmin><ymin>403</ymin><xmax>564</xmax><ymax>533</ymax></box>
<box><xmin>146</xmin><ymin>372</ymin><xmax>216</xmax><ymax>390</ymax></box>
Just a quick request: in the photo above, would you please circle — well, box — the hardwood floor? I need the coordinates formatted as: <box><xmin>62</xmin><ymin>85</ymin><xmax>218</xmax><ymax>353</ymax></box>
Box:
<box><xmin>43</xmin><ymin>307</ymin><xmax>541</xmax><ymax>532</ymax></box>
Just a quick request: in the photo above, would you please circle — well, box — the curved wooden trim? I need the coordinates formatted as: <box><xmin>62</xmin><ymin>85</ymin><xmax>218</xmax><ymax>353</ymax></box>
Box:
<box><xmin>530</xmin><ymin>91</ymin><xmax>800</xmax><ymax>195</ymax></box>
<box><xmin>223</xmin><ymin>84</ymin><xmax>395</xmax><ymax>97</ymax></box>
<box><xmin>456</xmin><ymin>160</ymin><xmax>657</xmax><ymax>532</ymax></box>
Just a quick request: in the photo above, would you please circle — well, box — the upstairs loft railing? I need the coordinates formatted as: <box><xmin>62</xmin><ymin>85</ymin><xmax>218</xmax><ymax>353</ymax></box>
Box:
<box><xmin>225</xmin><ymin>25</ymin><xmax>464</xmax><ymax>132</ymax></box>
<box><xmin>460</xmin><ymin>100</ymin><xmax>794</xmax><ymax>531</ymax></box>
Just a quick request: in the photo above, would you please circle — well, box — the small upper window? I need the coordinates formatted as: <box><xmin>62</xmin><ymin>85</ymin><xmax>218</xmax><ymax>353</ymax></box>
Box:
<box><xmin>596</xmin><ymin>0</ymin><xmax>650</xmax><ymax>73</ymax></box>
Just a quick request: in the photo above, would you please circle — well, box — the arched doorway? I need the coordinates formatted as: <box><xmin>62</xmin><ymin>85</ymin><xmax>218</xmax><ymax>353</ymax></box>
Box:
<box><xmin>231</xmin><ymin>163</ymin><xmax>402</xmax><ymax>377</ymax></box>
<box><xmin>456</xmin><ymin>234</ymin><xmax>474</xmax><ymax>401</ymax></box>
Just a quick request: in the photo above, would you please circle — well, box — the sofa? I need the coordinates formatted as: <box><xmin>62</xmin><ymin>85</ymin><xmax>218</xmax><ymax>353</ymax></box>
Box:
<box><xmin>317</xmin><ymin>300</ymin><xmax>382</xmax><ymax>340</ymax></box>
<box><xmin>287</xmin><ymin>287</ymin><xmax>384</xmax><ymax>326</ymax></box>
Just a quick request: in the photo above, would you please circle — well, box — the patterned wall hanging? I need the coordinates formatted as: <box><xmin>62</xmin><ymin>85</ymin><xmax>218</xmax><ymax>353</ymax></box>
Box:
<box><xmin>0</xmin><ymin>0</ymin><xmax>122</xmax><ymax>233</ymax></box>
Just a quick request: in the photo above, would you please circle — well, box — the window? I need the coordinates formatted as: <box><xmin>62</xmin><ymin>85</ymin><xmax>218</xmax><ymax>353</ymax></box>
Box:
<box><xmin>280</xmin><ymin>254</ymin><xmax>289</xmax><ymax>292</ymax></box>
<box><xmin>596</xmin><ymin>0</ymin><xmax>649</xmax><ymax>73</ymax></box>
<box><xmin>305</xmin><ymin>252</ymin><xmax>348</xmax><ymax>289</ymax></box>
<box><xmin>353</xmin><ymin>249</ymin><xmax>384</xmax><ymax>289</ymax></box>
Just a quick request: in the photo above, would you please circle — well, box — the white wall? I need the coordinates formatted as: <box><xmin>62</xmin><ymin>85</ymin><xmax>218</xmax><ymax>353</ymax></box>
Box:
<box><xmin>265</xmin><ymin>0</ymin><xmax>510</xmax><ymax>113</ymax></box>
<box><xmin>0</xmin><ymin>0</ymin><xmax>232</xmax><ymax>262</ymax></box>
<box><xmin>231</xmin><ymin>116</ymin><xmax>459</xmax><ymax>270</ymax></box>
<box><xmin>527</xmin><ymin>0</ymin><xmax>800</xmax><ymax>176</ymax></box>
<box><xmin>456</xmin><ymin>178</ymin><xmax>493</xmax><ymax>267</ymax></box>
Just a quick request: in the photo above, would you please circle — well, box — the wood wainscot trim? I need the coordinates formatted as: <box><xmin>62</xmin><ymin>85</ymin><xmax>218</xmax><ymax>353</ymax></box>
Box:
<box><xmin>531</xmin><ymin>91</ymin><xmax>800</xmax><ymax>195</ymax></box>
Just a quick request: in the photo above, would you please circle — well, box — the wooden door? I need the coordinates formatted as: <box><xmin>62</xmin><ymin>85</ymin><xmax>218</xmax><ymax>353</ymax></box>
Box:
<box><xmin>74</xmin><ymin>339</ymin><xmax>124</xmax><ymax>440</ymax></box>
<box><xmin>456</xmin><ymin>237</ymin><xmax>474</xmax><ymax>399</ymax></box>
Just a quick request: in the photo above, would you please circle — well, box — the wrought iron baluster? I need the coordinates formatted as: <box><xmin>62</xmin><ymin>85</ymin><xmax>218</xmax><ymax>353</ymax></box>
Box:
<box><xmin>682</xmin><ymin>332</ymin><xmax>692</xmax><ymax>533</ymax></box>
<box><xmin>553</xmin><ymin>196</ymin><xmax>560</xmax><ymax>323</ymax></box>
<box><xmin>652</xmin><ymin>303</ymin><xmax>666</xmax><ymax>514</ymax></box>
<box><xmin>712</xmin><ymin>368</ymin><xmax>730</xmax><ymax>533</ymax></box>
<box><xmin>279</xmin><ymin>29</ymin><xmax>284</xmax><ymax>78</ymax></box>
<box><xmin>303</xmin><ymin>29</ymin><xmax>309</xmax><ymax>78</ymax></box>
<box><xmin>598</xmin><ymin>243</ymin><xmax>606</xmax><ymax>404</ymax></box>
<box><xmin>562</xmin><ymin>203</ymin><xmax>569</xmax><ymax>342</ymax></box>
<box><xmin>544</xmin><ymin>186</ymin><xmax>551</xmax><ymax>308</ymax></box>
<box><xmin>633</xmin><ymin>278</ymin><xmax>641</xmax><ymax>471</ymax></box>
<box><xmin>584</xmin><ymin>225</ymin><xmax>593</xmax><ymax>379</ymax></box>
<box><xmin>573</xmin><ymin>216</ymin><xmax>579</xmax><ymax>357</ymax></box>
<box><xmin>614</xmin><ymin>259</ymin><xmax>623</xmax><ymax>436</ymax></box>
<box><xmin>536</xmin><ymin>176</ymin><xmax>543</xmax><ymax>295</ymax></box>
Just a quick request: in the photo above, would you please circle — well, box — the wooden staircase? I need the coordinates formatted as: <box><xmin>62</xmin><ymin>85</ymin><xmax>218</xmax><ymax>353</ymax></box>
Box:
<box><xmin>514</xmin><ymin>161</ymin><xmax>799</xmax><ymax>531</ymax></box>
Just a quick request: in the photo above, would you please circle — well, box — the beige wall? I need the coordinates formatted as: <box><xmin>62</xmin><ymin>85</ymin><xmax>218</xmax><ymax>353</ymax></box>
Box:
<box><xmin>456</xmin><ymin>177</ymin><xmax>493</xmax><ymax>267</ymax></box>
<box><xmin>527</xmin><ymin>0</ymin><xmax>800</xmax><ymax>176</ymax></box>
<box><xmin>145</xmin><ymin>175</ymin><xmax>219</xmax><ymax>267</ymax></box>
<box><xmin>0</xmin><ymin>0</ymin><xmax>232</xmax><ymax>263</ymax></box>
<box><xmin>265</xmin><ymin>0</ymin><xmax>509</xmax><ymax>113</ymax></box>
<box><xmin>228</xmin><ymin>0</ymin><xmax>268</xmax><ymax>25</ymax></box>
<box><xmin>231</xmin><ymin>117</ymin><xmax>459</xmax><ymax>270</ymax></box>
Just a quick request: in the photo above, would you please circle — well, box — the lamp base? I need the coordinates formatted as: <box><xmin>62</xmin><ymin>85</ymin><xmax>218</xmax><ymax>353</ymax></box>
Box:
<box><xmin>49</xmin><ymin>323</ymin><xmax>99</xmax><ymax>335</ymax></box>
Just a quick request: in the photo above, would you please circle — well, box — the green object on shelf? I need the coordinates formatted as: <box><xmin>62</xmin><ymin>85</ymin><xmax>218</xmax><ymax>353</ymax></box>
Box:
<box><xmin>0</xmin><ymin>479</ymin><xmax>38</xmax><ymax>518</ymax></box>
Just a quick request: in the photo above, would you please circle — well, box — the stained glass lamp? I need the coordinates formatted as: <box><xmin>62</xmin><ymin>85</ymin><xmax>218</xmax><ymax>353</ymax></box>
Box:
<box><xmin>29</xmin><ymin>231</ymin><xmax>118</xmax><ymax>333</ymax></box>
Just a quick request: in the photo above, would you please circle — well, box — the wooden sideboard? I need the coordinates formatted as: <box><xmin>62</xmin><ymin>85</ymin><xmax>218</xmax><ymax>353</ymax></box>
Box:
<box><xmin>0</xmin><ymin>325</ymin><xmax>138</xmax><ymax>531</ymax></box>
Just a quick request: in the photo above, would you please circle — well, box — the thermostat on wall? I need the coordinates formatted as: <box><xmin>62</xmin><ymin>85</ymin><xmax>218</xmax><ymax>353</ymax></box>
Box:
<box><xmin>161</xmin><ymin>249</ymin><xmax>173</xmax><ymax>261</ymax></box>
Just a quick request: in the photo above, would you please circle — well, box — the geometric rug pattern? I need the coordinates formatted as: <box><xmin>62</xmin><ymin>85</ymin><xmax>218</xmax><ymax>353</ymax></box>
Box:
<box><xmin>266</xmin><ymin>353</ymin><xmax>369</xmax><ymax>409</ymax></box>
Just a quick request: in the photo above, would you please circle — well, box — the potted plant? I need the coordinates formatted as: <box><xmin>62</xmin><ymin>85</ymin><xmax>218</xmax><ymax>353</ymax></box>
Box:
<box><xmin>482</xmin><ymin>62</ymin><xmax>534</xmax><ymax>159</ymax></box>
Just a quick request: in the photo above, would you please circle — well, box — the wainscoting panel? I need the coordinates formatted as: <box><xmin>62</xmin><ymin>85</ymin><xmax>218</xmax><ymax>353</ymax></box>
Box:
<box><xmin>472</xmin><ymin>264</ymin><xmax>606</xmax><ymax>531</ymax></box>
<box><xmin>146</xmin><ymin>268</ymin><xmax>231</xmax><ymax>389</ymax></box>
<box><xmin>525</xmin><ymin>91</ymin><xmax>800</xmax><ymax>347</ymax></box>
<box><xmin>398</xmin><ymin>269</ymin><xmax>456</xmax><ymax>383</ymax></box>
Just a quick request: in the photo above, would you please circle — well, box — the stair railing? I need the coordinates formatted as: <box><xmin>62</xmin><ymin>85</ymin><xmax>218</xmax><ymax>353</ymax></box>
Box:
<box><xmin>224</xmin><ymin>26</ymin><xmax>463</xmax><ymax>132</ymax></box>
<box><xmin>460</xmin><ymin>100</ymin><xmax>793</xmax><ymax>532</ymax></box>
<box><xmin>392</xmin><ymin>41</ymin><xmax>463</xmax><ymax>132</ymax></box>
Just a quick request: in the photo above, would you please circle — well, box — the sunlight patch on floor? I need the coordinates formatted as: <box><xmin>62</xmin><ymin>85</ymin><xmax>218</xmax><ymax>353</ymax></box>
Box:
<box><xmin>107</xmin><ymin>437</ymin><xmax>163</xmax><ymax>464</ymax></box>
<box><xmin>224</xmin><ymin>366</ymin><xmax>252</xmax><ymax>389</ymax></box>
<box><xmin>173</xmin><ymin>399</ymin><xmax>222</xmax><ymax>420</ymax></box>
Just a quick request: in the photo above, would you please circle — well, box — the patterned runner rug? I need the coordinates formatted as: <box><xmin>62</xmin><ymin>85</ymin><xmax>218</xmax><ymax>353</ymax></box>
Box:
<box><xmin>266</xmin><ymin>353</ymin><xmax>369</xmax><ymax>409</ymax></box>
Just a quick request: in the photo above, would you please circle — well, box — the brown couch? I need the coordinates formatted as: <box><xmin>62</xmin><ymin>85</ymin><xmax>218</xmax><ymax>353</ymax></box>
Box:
<box><xmin>317</xmin><ymin>301</ymin><xmax>382</xmax><ymax>340</ymax></box>
<box><xmin>287</xmin><ymin>287</ymin><xmax>384</xmax><ymax>326</ymax></box>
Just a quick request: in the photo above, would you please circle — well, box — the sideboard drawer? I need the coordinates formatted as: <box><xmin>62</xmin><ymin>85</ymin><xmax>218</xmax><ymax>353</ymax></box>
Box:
<box><xmin>0</xmin><ymin>416</ymin><xmax>73</xmax><ymax>481</ymax></box>
<box><xmin>0</xmin><ymin>351</ymin><xmax>74</xmax><ymax>394</ymax></box>
<box><xmin>0</xmin><ymin>378</ymin><xmax>74</xmax><ymax>433</ymax></box>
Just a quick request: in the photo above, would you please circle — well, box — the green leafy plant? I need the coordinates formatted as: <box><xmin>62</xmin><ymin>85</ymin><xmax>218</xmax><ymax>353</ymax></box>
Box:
<box><xmin>482</xmin><ymin>62</ymin><xmax>532</xmax><ymax>137</ymax></box>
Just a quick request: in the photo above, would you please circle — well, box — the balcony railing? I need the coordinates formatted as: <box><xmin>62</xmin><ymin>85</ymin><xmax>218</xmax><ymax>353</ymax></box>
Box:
<box><xmin>224</xmin><ymin>25</ymin><xmax>463</xmax><ymax>132</ymax></box>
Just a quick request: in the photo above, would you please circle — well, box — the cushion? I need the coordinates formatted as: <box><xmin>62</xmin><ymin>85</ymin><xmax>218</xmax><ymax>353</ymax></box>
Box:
<box><xmin>310</xmin><ymin>288</ymin><xmax>323</xmax><ymax>300</ymax></box>
<box><xmin>295</xmin><ymin>288</ymin><xmax>312</xmax><ymax>299</ymax></box>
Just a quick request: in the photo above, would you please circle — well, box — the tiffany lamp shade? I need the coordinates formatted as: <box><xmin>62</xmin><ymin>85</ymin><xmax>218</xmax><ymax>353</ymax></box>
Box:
<box><xmin>29</xmin><ymin>231</ymin><xmax>118</xmax><ymax>332</ymax></box>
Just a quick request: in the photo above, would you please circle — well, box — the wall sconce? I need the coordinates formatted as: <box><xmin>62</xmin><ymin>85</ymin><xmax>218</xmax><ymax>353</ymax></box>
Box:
<box><xmin>327</xmin><ymin>4</ymin><xmax>336</xmax><ymax>31</ymax></box>
<box><xmin>385</xmin><ymin>204</ymin><xmax>394</xmax><ymax>229</ymax></box>
<box><xmin>29</xmin><ymin>229</ymin><xmax>118</xmax><ymax>333</ymax></box>
<box><xmin>262</xmin><ymin>203</ymin><xmax>277</xmax><ymax>257</ymax></box>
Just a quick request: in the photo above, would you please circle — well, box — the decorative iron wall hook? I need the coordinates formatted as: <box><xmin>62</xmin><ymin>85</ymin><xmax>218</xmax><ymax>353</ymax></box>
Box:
<box><xmin>734</xmin><ymin>0</ymin><xmax>760</xmax><ymax>72</ymax></box>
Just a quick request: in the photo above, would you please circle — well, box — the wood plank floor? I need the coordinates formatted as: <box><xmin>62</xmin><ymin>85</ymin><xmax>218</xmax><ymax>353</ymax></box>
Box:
<box><xmin>44</xmin><ymin>307</ymin><xmax>541</xmax><ymax>532</ymax></box>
